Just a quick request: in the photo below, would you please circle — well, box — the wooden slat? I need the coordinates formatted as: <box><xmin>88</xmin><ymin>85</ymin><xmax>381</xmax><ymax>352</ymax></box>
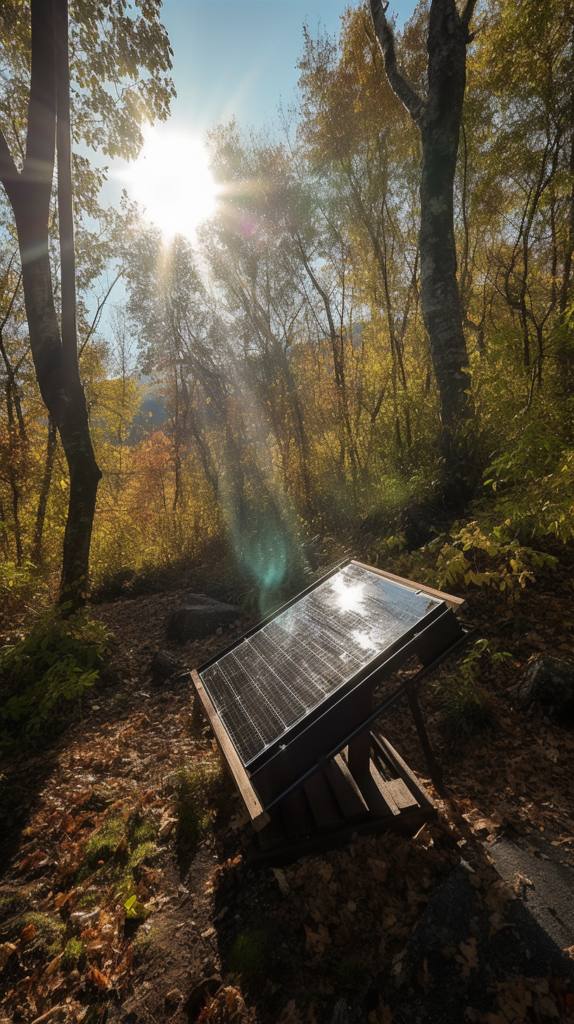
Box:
<box><xmin>249</xmin><ymin>804</ymin><xmax>432</xmax><ymax>867</ymax></box>
<box><xmin>191</xmin><ymin>670</ymin><xmax>270</xmax><ymax>832</ymax></box>
<box><xmin>304</xmin><ymin>769</ymin><xmax>345</xmax><ymax>830</ymax></box>
<box><xmin>386</xmin><ymin>777</ymin><xmax>419</xmax><ymax>811</ymax></box>
<box><xmin>353</xmin><ymin>764</ymin><xmax>397</xmax><ymax>818</ymax></box>
<box><xmin>324</xmin><ymin>754</ymin><xmax>370</xmax><ymax>821</ymax></box>
<box><xmin>351</xmin><ymin>560</ymin><xmax>466</xmax><ymax>611</ymax></box>
<box><xmin>370</xmin><ymin>762</ymin><xmax>402</xmax><ymax>816</ymax></box>
<box><xmin>372</xmin><ymin>730</ymin><xmax>435</xmax><ymax>811</ymax></box>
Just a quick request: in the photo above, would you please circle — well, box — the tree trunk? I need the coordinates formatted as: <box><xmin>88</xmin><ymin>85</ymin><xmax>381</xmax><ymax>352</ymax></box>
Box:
<box><xmin>31</xmin><ymin>416</ymin><xmax>57</xmax><ymax>566</ymax></box>
<box><xmin>370</xmin><ymin>0</ymin><xmax>475</xmax><ymax>479</ymax></box>
<box><xmin>0</xmin><ymin>0</ymin><xmax>101</xmax><ymax>606</ymax></box>
<box><xmin>418</xmin><ymin>4</ymin><xmax>470</xmax><ymax>431</ymax></box>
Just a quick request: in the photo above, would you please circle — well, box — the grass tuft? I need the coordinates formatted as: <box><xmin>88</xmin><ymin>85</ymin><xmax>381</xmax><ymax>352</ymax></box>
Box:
<box><xmin>172</xmin><ymin>757</ymin><xmax>225</xmax><ymax>846</ymax></box>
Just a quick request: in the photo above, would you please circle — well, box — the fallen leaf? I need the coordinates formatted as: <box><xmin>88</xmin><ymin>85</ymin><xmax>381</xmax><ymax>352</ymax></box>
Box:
<box><xmin>0</xmin><ymin>942</ymin><xmax>18</xmax><ymax>970</ymax></box>
<box><xmin>18</xmin><ymin>850</ymin><xmax>47</xmax><ymax>873</ymax></box>
<box><xmin>158</xmin><ymin>815</ymin><xmax>177</xmax><ymax>840</ymax></box>
<box><xmin>455</xmin><ymin>937</ymin><xmax>478</xmax><ymax>979</ymax></box>
<box><xmin>304</xmin><ymin>924</ymin><xmax>330</xmax><ymax>957</ymax></box>
<box><xmin>20</xmin><ymin>924</ymin><xmax>36</xmax><ymax>942</ymax></box>
<box><xmin>86</xmin><ymin>967</ymin><xmax>109</xmax><ymax>990</ymax></box>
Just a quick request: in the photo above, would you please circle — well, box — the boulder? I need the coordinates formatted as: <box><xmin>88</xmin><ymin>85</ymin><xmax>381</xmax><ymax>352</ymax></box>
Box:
<box><xmin>510</xmin><ymin>656</ymin><xmax>574</xmax><ymax>721</ymax></box>
<box><xmin>167</xmin><ymin>593</ymin><xmax>240</xmax><ymax>643</ymax></box>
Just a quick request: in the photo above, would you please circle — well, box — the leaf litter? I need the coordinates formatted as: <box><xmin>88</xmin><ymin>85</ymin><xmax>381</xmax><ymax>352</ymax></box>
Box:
<box><xmin>0</xmin><ymin>573</ymin><xmax>573</xmax><ymax>1022</ymax></box>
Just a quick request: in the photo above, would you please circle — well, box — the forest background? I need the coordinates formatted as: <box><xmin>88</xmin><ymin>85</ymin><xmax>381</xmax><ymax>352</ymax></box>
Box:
<box><xmin>1</xmin><ymin>0</ymin><xmax>573</xmax><ymax>628</ymax></box>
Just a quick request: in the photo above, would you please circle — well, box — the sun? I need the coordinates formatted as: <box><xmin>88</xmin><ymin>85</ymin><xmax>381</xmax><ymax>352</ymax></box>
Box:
<box><xmin>120</xmin><ymin>127</ymin><xmax>219</xmax><ymax>241</ymax></box>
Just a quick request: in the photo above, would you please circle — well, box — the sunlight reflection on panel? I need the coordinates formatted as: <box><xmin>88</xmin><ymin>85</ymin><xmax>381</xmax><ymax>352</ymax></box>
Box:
<box><xmin>117</xmin><ymin>127</ymin><xmax>220</xmax><ymax>241</ymax></box>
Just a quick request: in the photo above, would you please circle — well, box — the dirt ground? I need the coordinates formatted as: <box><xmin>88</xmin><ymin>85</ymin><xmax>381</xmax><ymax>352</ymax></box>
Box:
<box><xmin>1</xmin><ymin>569</ymin><xmax>574</xmax><ymax>1024</ymax></box>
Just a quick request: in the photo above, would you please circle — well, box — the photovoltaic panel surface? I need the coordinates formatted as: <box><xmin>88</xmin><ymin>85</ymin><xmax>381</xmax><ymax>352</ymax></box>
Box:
<box><xmin>199</xmin><ymin>563</ymin><xmax>442</xmax><ymax>766</ymax></box>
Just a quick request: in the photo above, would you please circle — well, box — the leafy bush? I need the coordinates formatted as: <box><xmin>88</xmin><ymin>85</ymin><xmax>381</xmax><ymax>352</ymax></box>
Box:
<box><xmin>436</xmin><ymin>520</ymin><xmax>558</xmax><ymax>595</ymax></box>
<box><xmin>0</xmin><ymin>608</ymin><xmax>113</xmax><ymax>747</ymax></box>
<box><xmin>0</xmin><ymin>561</ymin><xmax>47</xmax><ymax>625</ymax></box>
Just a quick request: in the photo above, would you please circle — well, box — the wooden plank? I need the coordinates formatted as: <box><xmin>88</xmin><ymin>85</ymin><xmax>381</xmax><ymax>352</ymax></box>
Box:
<box><xmin>353</xmin><ymin>763</ymin><xmax>396</xmax><ymax>818</ymax></box>
<box><xmin>281</xmin><ymin>788</ymin><xmax>315</xmax><ymax>842</ymax></box>
<box><xmin>372</xmin><ymin>730</ymin><xmax>435</xmax><ymax>811</ymax></box>
<box><xmin>351</xmin><ymin>560</ymin><xmax>466</xmax><ymax>612</ymax></box>
<box><xmin>249</xmin><ymin>804</ymin><xmax>433</xmax><ymax>867</ymax></box>
<box><xmin>191</xmin><ymin>669</ymin><xmax>270</xmax><ymax>832</ymax></box>
<box><xmin>347</xmin><ymin>728</ymin><xmax>371</xmax><ymax>777</ymax></box>
<box><xmin>386</xmin><ymin>777</ymin><xmax>419</xmax><ymax>811</ymax></box>
<box><xmin>369</xmin><ymin>762</ymin><xmax>401</xmax><ymax>816</ymax></box>
<box><xmin>324</xmin><ymin>754</ymin><xmax>369</xmax><ymax>821</ymax></box>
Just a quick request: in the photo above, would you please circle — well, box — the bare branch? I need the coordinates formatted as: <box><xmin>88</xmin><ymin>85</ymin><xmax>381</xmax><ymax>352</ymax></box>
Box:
<box><xmin>79</xmin><ymin>270</ymin><xmax>123</xmax><ymax>357</ymax></box>
<box><xmin>369</xmin><ymin>0</ymin><xmax>424</xmax><ymax>121</ymax></box>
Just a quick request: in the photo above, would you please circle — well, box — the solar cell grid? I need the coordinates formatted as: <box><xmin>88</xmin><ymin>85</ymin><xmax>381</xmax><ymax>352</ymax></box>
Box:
<box><xmin>200</xmin><ymin>563</ymin><xmax>442</xmax><ymax>766</ymax></box>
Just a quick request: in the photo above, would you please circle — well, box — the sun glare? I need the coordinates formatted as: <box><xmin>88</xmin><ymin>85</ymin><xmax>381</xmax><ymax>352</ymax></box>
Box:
<box><xmin>120</xmin><ymin>128</ymin><xmax>219</xmax><ymax>241</ymax></box>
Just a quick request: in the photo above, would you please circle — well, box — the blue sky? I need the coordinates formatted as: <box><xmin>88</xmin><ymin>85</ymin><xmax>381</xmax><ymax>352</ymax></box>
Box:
<box><xmin>156</xmin><ymin>1</ymin><xmax>412</xmax><ymax>136</ymax></box>
<box><xmin>106</xmin><ymin>1</ymin><xmax>413</xmax><ymax>194</ymax></box>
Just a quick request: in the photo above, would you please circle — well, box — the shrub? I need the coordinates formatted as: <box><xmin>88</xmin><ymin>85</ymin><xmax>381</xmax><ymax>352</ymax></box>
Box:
<box><xmin>0</xmin><ymin>608</ymin><xmax>113</xmax><ymax>747</ymax></box>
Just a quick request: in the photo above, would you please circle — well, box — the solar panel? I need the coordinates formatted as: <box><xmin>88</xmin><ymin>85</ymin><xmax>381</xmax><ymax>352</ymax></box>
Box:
<box><xmin>199</xmin><ymin>562</ymin><xmax>442</xmax><ymax>768</ymax></box>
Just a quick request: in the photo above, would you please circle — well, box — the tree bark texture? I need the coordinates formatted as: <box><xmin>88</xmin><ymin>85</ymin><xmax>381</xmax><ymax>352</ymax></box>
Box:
<box><xmin>370</xmin><ymin>0</ymin><xmax>475</xmax><ymax>450</ymax></box>
<box><xmin>0</xmin><ymin>0</ymin><xmax>101</xmax><ymax>604</ymax></box>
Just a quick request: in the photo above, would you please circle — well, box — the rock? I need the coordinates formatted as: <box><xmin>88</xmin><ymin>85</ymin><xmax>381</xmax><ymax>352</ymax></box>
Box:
<box><xmin>510</xmin><ymin>656</ymin><xmax>574</xmax><ymax>721</ymax></box>
<box><xmin>166</xmin><ymin>593</ymin><xmax>240</xmax><ymax>643</ymax></box>
<box><xmin>150</xmin><ymin>649</ymin><xmax>182</xmax><ymax>685</ymax></box>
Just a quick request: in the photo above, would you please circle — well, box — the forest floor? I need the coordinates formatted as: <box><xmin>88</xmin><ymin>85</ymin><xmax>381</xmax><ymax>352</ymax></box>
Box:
<box><xmin>1</xmin><ymin>563</ymin><xmax>574</xmax><ymax>1024</ymax></box>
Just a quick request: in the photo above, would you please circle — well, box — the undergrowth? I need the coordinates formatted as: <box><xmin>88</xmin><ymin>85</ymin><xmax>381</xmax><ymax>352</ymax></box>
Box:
<box><xmin>172</xmin><ymin>756</ymin><xmax>227</xmax><ymax>846</ymax></box>
<box><xmin>433</xmin><ymin>639</ymin><xmax>510</xmax><ymax>747</ymax></box>
<box><xmin>77</xmin><ymin>803</ymin><xmax>160</xmax><ymax>909</ymax></box>
<box><xmin>0</xmin><ymin>608</ymin><xmax>113</xmax><ymax>748</ymax></box>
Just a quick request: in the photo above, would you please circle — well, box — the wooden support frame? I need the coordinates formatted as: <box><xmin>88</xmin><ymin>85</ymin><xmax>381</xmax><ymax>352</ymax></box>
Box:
<box><xmin>350</xmin><ymin>560</ymin><xmax>466</xmax><ymax>612</ymax></box>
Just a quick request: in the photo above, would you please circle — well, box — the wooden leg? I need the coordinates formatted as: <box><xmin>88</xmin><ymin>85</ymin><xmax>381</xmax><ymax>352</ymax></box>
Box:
<box><xmin>346</xmin><ymin>688</ymin><xmax>373</xmax><ymax>777</ymax></box>
<box><xmin>347</xmin><ymin>728</ymin><xmax>371</xmax><ymax>777</ymax></box>
<box><xmin>407</xmin><ymin>688</ymin><xmax>443</xmax><ymax>791</ymax></box>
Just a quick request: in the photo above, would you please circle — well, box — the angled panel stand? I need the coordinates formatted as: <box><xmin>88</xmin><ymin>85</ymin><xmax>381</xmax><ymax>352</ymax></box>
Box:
<box><xmin>192</xmin><ymin>559</ymin><xmax>467</xmax><ymax>847</ymax></box>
